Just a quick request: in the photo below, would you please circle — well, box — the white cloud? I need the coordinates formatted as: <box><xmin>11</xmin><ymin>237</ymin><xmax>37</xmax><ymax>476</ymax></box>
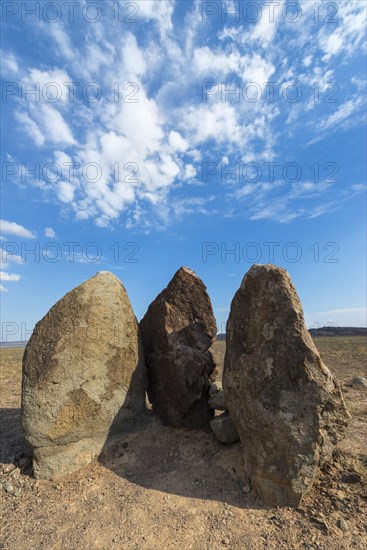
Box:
<box><xmin>0</xmin><ymin>271</ymin><xmax>20</xmax><ymax>282</ymax></box>
<box><xmin>305</xmin><ymin>94</ymin><xmax>365</xmax><ymax>146</ymax></box>
<box><xmin>350</xmin><ymin>184</ymin><xmax>366</xmax><ymax>193</ymax></box>
<box><xmin>193</xmin><ymin>48</ymin><xmax>275</xmax><ymax>85</ymax></box>
<box><xmin>218</xmin><ymin>0</ymin><xmax>285</xmax><ymax>49</ymax></box>
<box><xmin>0</xmin><ymin>220</ymin><xmax>36</xmax><ymax>239</ymax></box>
<box><xmin>0</xmin><ymin>50</ymin><xmax>19</xmax><ymax>75</ymax></box>
<box><xmin>249</xmin><ymin>200</ymin><xmax>299</xmax><ymax>223</ymax></box>
<box><xmin>25</xmin><ymin>68</ymin><xmax>73</xmax><ymax>104</ymax></box>
<box><xmin>122</xmin><ymin>33</ymin><xmax>147</xmax><ymax>78</ymax></box>
<box><xmin>79</xmin><ymin>42</ymin><xmax>115</xmax><ymax>80</ymax></box>
<box><xmin>63</xmin><ymin>251</ymin><xmax>102</xmax><ymax>264</ymax></box>
<box><xmin>31</xmin><ymin>104</ymin><xmax>76</xmax><ymax>146</ymax></box>
<box><xmin>319</xmin><ymin>97</ymin><xmax>364</xmax><ymax>132</ymax></box>
<box><xmin>230</xmin><ymin>175</ymin><xmax>350</xmax><ymax>224</ymax></box>
<box><xmin>16</xmin><ymin>104</ymin><xmax>74</xmax><ymax>149</ymax></box>
<box><xmin>0</xmin><ymin>247</ymin><xmax>23</xmax><ymax>292</ymax></box>
<box><xmin>193</xmin><ymin>47</ymin><xmax>239</xmax><ymax>76</ymax></box>
<box><xmin>183</xmin><ymin>102</ymin><xmax>242</xmax><ymax>145</ymax></box>
<box><xmin>320</xmin><ymin>32</ymin><xmax>343</xmax><ymax>61</ymax></box>
<box><xmin>15</xmin><ymin>112</ymin><xmax>45</xmax><ymax>147</ymax></box>
<box><xmin>44</xmin><ymin>227</ymin><xmax>56</xmax><ymax>238</ymax></box>
<box><xmin>171</xmin><ymin>195</ymin><xmax>217</xmax><ymax>218</ymax></box>
<box><xmin>318</xmin><ymin>1</ymin><xmax>367</xmax><ymax>62</ymax></box>
<box><xmin>240</xmin><ymin>54</ymin><xmax>275</xmax><ymax>85</ymax></box>
<box><xmin>42</xmin><ymin>22</ymin><xmax>74</xmax><ymax>60</ymax></box>
<box><xmin>57</xmin><ymin>181</ymin><xmax>76</xmax><ymax>203</ymax></box>
<box><xmin>250</xmin><ymin>0</ymin><xmax>284</xmax><ymax>47</ymax></box>
<box><xmin>135</xmin><ymin>0</ymin><xmax>175</xmax><ymax>36</ymax></box>
<box><xmin>183</xmin><ymin>164</ymin><xmax>197</xmax><ymax>181</ymax></box>
<box><xmin>169</xmin><ymin>130</ymin><xmax>189</xmax><ymax>153</ymax></box>
<box><xmin>0</xmin><ymin>250</ymin><xmax>22</xmax><ymax>269</ymax></box>
<box><xmin>112</xmin><ymin>93</ymin><xmax>164</xmax><ymax>156</ymax></box>
<box><xmin>308</xmin><ymin>203</ymin><xmax>340</xmax><ymax>219</ymax></box>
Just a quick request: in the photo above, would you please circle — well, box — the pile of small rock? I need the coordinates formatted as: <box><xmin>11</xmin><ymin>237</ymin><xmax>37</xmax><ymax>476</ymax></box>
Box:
<box><xmin>1</xmin><ymin>451</ymin><xmax>34</xmax><ymax>498</ymax></box>
<box><xmin>208</xmin><ymin>382</ymin><xmax>239</xmax><ymax>444</ymax></box>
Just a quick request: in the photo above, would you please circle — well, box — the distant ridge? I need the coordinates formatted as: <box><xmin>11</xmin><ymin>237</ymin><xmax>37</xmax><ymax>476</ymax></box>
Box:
<box><xmin>1</xmin><ymin>327</ymin><xmax>366</xmax><ymax>348</ymax></box>
<box><xmin>308</xmin><ymin>327</ymin><xmax>367</xmax><ymax>337</ymax></box>
<box><xmin>216</xmin><ymin>327</ymin><xmax>367</xmax><ymax>341</ymax></box>
<box><xmin>0</xmin><ymin>341</ymin><xmax>27</xmax><ymax>348</ymax></box>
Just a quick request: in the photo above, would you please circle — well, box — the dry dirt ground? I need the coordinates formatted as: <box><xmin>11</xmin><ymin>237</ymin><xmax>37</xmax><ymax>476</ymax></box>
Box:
<box><xmin>1</xmin><ymin>337</ymin><xmax>366</xmax><ymax>550</ymax></box>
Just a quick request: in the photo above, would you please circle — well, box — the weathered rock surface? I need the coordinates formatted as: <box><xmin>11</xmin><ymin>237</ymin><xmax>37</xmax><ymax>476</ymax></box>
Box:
<box><xmin>208</xmin><ymin>391</ymin><xmax>226</xmax><ymax>411</ymax></box>
<box><xmin>140</xmin><ymin>267</ymin><xmax>217</xmax><ymax>429</ymax></box>
<box><xmin>210</xmin><ymin>412</ymin><xmax>239</xmax><ymax>444</ymax></box>
<box><xmin>223</xmin><ymin>264</ymin><xmax>350</xmax><ymax>507</ymax></box>
<box><xmin>22</xmin><ymin>272</ymin><xmax>146</xmax><ymax>479</ymax></box>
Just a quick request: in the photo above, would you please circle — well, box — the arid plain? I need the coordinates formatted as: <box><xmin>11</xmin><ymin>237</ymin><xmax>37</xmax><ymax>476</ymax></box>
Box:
<box><xmin>1</xmin><ymin>337</ymin><xmax>366</xmax><ymax>550</ymax></box>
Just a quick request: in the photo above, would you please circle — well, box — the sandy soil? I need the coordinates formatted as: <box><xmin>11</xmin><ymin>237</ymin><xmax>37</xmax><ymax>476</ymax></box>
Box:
<box><xmin>1</xmin><ymin>337</ymin><xmax>366</xmax><ymax>550</ymax></box>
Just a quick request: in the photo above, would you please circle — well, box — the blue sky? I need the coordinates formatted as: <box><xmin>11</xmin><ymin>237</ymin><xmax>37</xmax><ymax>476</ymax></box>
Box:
<box><xmin>1</xmin><ymin>0</ymin><xmax>366</xmax><ymax>341</ymax></box>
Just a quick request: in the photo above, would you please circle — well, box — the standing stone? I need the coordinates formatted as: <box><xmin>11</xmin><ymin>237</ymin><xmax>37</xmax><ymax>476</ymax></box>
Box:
<box><xmin>140</xmin><ymin>267</ymin><xmax>217</xmax><ymax>429</ymax></box>
<box><xmin>22</xmin><ymin>272</ymin><xmax>146</xmax><ymax>480</ymax></box>
<box><xmin>223</xmin><ymin>264</ymin><xmax>350</xmax><ymax>507</ymax></box>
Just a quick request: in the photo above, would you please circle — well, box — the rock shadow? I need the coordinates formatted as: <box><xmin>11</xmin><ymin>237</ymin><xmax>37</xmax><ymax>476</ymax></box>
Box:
<box><xmin>0</xmin><ymin>407</ymin><xmax>32</xmax><ymax>465</ymax></box>
<box><xmin>96</xmin><ymin>337</ymin><xmax>261</xmax><ymax>510</ymax></box>
<box><xmin>95</xmin><ymin>331</ymin><xmax>256</xmax><ymax>510</ymax></box>
<box><xmin>98</xmin><ymin>409</ymin><xmax>253</xmax><ymax>509</ymax></box>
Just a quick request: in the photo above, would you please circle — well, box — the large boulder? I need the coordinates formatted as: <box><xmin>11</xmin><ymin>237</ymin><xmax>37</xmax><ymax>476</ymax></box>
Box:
<box><xmin>140</xmin><ymin>267</ymin><xmax>217</xmax><ymax>429</ymax></box>
<box><xmin>223</xmin><ymin>264</ymin><xmax>350</xmax><ymax>507</ymax></box>
<box><xmin>21</xmin><ymin>271</ymin><xmax>146</xmax><ymax>479</ymax></box>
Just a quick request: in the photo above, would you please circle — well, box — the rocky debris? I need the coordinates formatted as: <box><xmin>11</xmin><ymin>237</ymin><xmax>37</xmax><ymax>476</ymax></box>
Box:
<box><xmin>210</xmin><ymin>412</ymin><xmax>239</xmax><ymax>444</ymax></box>
<box><xmin>0</xmin><ymin>448</ymin><xmax>33</xmax><ymax>498</ymax></box>
<box><xmin>340</xmin><ymin>471</ymin><xmax>362</xmax><ymax>483</ymax></box>
<box><xmin>22</xmin><ymin>271</ymin><xmax>146</xmax><ymax>480</ymax></box>
<box><xmin>3</xmin><ymin>464</ymin><xmax>16</xmax><ymax>475</ymax></box>
<box><xmin>223</xmin><ymin>264</ymin><xmax>350</xmax><ymax>507</ymax></box>
<box><xmin>337</xmin><ymin>518</ymin><xmax>349</xmax><ymax>531</ymax></box>
<box><xmin>10</xmin><ymin>467</ymin><xmax>21</xmax><ymax>480</ymax></box>
<box><xmin>208</xmin><ymin>381</ymin><xmax>236</xmax><ymax>441</ymax></box>
<box><xmin>209</xmin><ymin>381</ymin><xmax>222</xmax><ymax>396</ymax></box>
<box><xmin>208</xmin><ymin>391</ymin><xmax>226</xmax><ymax>411</ymax></box>
<box><xmin>350</xmin><ymin>376</ymin><xmax>367</xmax><ymax>388</ymax></box>
<box><xmin>1</xmin><ymin>454</ymin><xmax>37</xmax><ymax>500</ymax></box>
<box><xmin>309</xmin><ymin>515</ymin><xmax>329</xmax><ymax>533</ymax></box>
<box><xmin>140</xmin><ymin>267</ymin><xmax>217</xmax><ymax>429</ymax></box>
<box><xmin>3</xmin><ymin>481</ymin><xmax>14</xmax><ymax>494</ymax></box>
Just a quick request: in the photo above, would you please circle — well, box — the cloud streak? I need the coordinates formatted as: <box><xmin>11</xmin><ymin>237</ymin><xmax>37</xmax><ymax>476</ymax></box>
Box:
<box><xmin>0</xmin><ymin>220</ymin><xmax>36</xmax><ymax>239</ymax></box>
